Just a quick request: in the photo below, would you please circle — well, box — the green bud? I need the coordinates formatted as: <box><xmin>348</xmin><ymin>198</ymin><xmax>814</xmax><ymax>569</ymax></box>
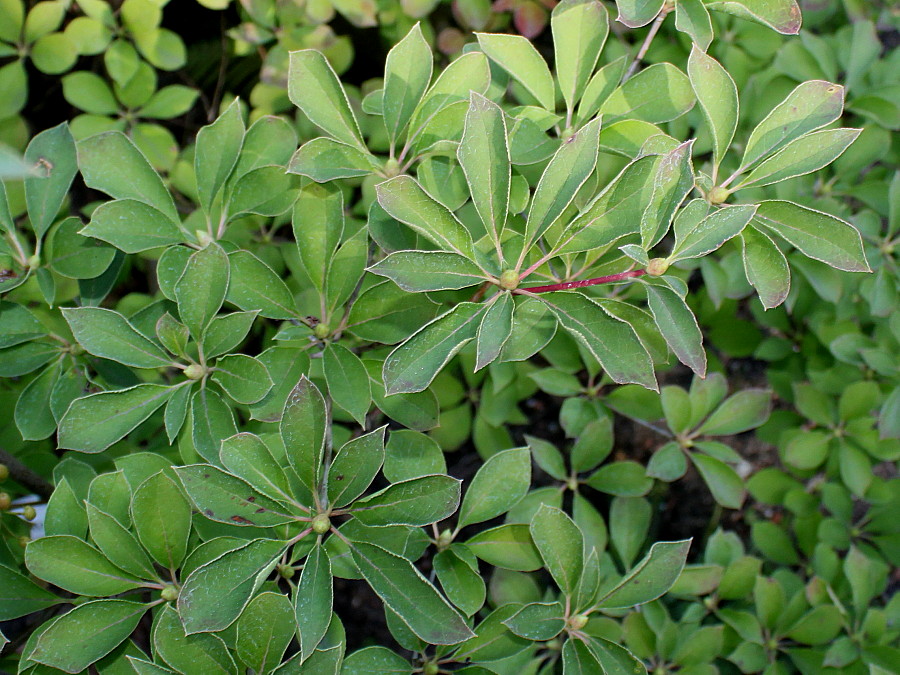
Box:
<box><xmin>195</xmin><ymin>230</ymin><xmax>214</xmax><ymax>247</ymax></box>
<box><xmin>313</xmin><ymin>323</ymin><xmax>330</xmax><ymax>340</ymax></box>
<box><xmin>312</xmin><ymin>514</ymin><xmax>331</xmax><ymax>535</ymax></box>
<box><xmin>18</xmin><ymin>535</ymin><xmax>30</xmax><ymax>548</ymax></box>
<box><xmin>423</xmin><ymin>663</ymin><xmax>439</xmax><ymax>675</ymax></box>
<box><xmin>0</xmin><ymin>492</ymin><xmax>10</xmax><ymax>510</ymax></box>
<box><xmin>646</xmin><ymin>258</ymin><xmax>670</xmax><ymax>277</ymax></box>
<box><xmin>707</xmin><ymin>186</ymin><xmax>730</xmax><ymax>205</ymax></box>
<box><xmin>27</xmin><ymin>254</ymin><xmax>41</xmax><ymax>270</ymax></box>
<box><xmin>383</xmin><ymin>158</ymin><xmax>401</xmax><ymax>178</ymax></box>
<box><xmin>161</xmin><ymin>585</ymin><xmax>178</xmax><ymax>602</ymax></box>
<box><xmin>498</xmin><ymin>270</ymin><xmax>519</xmax><ymax>290</ymax></box>
<box><xmin>437</xmin><ymin>528</ymin><xmax>453</xmax><ymax>549</ymax></box>
<box><xmin>278</xmin><ymin>564</ymin><xmax>295</xmax><ymax>580</ymax></box>
<box><xmin>569</xmin><ymin>614</ymin><xmax>589</xmax><ymax>630</ymax></box>
<box><xmin>184</xmin><ymin>364</ymin><xmax>206</xmax><ymax>380</ymax></box>
<box><xmin>0</xmin><ymin>464</ymin><xmax>8</xmax><ymax>482</ymax></box>
<box><xmin>23</xmin><ymin>505</ymin><xmax>37</xmax><ymax>521</ymax></box>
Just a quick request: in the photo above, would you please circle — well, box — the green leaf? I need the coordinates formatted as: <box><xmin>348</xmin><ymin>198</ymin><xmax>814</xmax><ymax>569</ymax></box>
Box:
<box><xmin>326</xmin><ymin>224</ymin><xmax>367</xmax><ymax>313</ymax></box>
<box><xmin>476</xmin><ymin>33</ymin><xmax>555</xmax><ymax>111</ymax></box>
<box><xmin>131</xmin><ymin>471</ymin><xmax>191</xmax><ymax>570</ymax></box>
<box><xmin>738</xmin><ymin>128</ymin><xmax>861</xmax><ymax>189</ymax></box>
<box><xmin>563</xmin><ymin>638</ymin><xmax>603</xmax><ymax>673</ymax></box>
<box><xmin>597</xmin><ymin>539</ymin><xmax>691</xmax><ymax>608</ymax></box>
<box><xmin>640</xmin><ymin>139</ymin><xmax>695</xmax><ymax>248</ymax></box>
<box><xmin>687</xmin><ymin>47</ymin><xmax>737</xmax><ymax>177</ymax></box>
<box><xmin>324</xmin><ymin>343</ymin><xmax>372</xmax><ymax>425</ymax></box>
<box><xmin>15</xmin><ymin>360</ymin><xmax>62</xmax><ymax>441</ymax></box>
<box><xmin>77</xmin><ymin>131</ymin><xmax>178</xmax><ymax>222</ymax></box>
<box><xmin>753</xmin><ymin>201</ymin><xmax>870</xmax><ymax>272</ymax></box>
<box><xmin>383</xmin><ymin>302</ymin><xmax>485</xmax><ymax>395</ymax></box>
<box><xmin>281</xmin><ymin>376</ymin><xmax>327</xmax><ymax>496</ymax></box>
<box><xmin>697</xmin><ymin>389</ymin><xmax>770</xmax><ymax>435</ymax></box>
<box><xmin>220</xmin><ymin>432</ymin><xmax>292</xmax><ymax>502</ymax></box>
<box><xmin>675</xmin><ymin>0</ymin><xmax>713</xmax><ymax>50</ymax></box>
<box><xmin>226</xmin><ymin>250</ymin><xmax>297</xmax><ymax>320</ymax></box>
<box><xmin>369</xmin><ymin>251</ymin><xmax>487</xmax><ymax>293</ymax></box>
<box><xmin>152</xmin><ymin>604</ymin><xmax>237</xmax><ymax>674</ymax></box>
<box><xmin>288</xmin><ymin>49</ymin><xmax>364</xmax><ymax>150</ymax></box>
<box><xmin>328</xmin><ymin>427</ymin><xmax>386</xmax><ymax>507</ymax></box>
<box><xmin>236</xmin><ymin>592</ymin><xmax>295</xmax><ymax>674</ymax></box>
<box><xmin>350</xmin><ymin>542</ymin><xmax>474</xmax><ymax>644</ymax></box>
<box><xmin>25</xmin><ymin>535</ymin><xmax>143</xmax><ymax>596</ymax></box>
<box><xmin>353</xmin><ymin>474</ymin><xmax>460</xmax><ymax>527</ymax></box>
<box><xmin>740</xmin><ymin>226</ymin><xmax>790</xmax><ymax>309</ymax></box>
<box><xmin>383</xmin><ymin>23</ymin><xmax>432</xmax><ymax>144</ymax></box>
<box><xmin>140</xmin><ymin>85</ymin><xmax>199</xmax><ymax>119</ymax></box>
<box><xmin>175</xmin><ymin>242</ymin><xmax>230</xmax><ymax>340</ymax></box>
<box><xmin>671</xmin><ymin>204</ymin><xmax>757</xmax><ymax>262</ymax></box>
<box><xmin>552</xmin><ymin>0</ymin><xmax>608</xmax><ymax>114</ymax></box>
<box><xmin>433</xmin><ymin>547</ymin><xmax>485</xmax><ymax>617</ymax></box>
<box><xmin>458</xmin><ymin>447</ymin><xmax>530</xmax><ymax>528</ymax></box>
<box><xmin>62</xmin><ymin>307</ymin><xmax>171</xmax><ymax>368</ymax></box>
<box><xmin>0</xmin><ymin>564</ymin><xmax>60</xmax><ymax>620</ymax></box>
<box><xmin>376</xmin><ymin>176</ymin><xmax>476</xmax><ymax>260</ymax></box>
<box><xmin>475</xmin><ymin>293</ymin><xmax>515</xmax><ymax>371</ymax></box>
<box><xmin>29</xmin><ymin>600</ymin><xmax>146</xmax><ymax>673</ymax></box>
<box><xmin>295</xmin><ymin>545</ymin><xmax>333</xmax><ymax>660</ymax></box>
<box><xmin>690</xmin><ymin>453</ymin><xmax>745</xmax><ymax>508</ymax></box>
<box><xmin>179</xmin><ymin>538</ymin><xmax>284</xmax><ymax>634</ymax></box>
<box><xmin>195</xmin><ymin>99</ymin><xmax>244</xmax><ymax>214</ymax></box>
<box><xmin>600</xmin><ymin>63</ymin><xmax>695</xmax><ymax>125</ymax></box>
<box><xmin>174</xmin><ymin>464</ymin><xmax>298</xmax><ymax>527</ymax></box>
<box><xmin>384</xmin><ymin>430</ymin><xmax>446</xmax><ymax>482</ymax></box>
<box><xmin>203</xmin><ymin>311</ymin><xmax>258</xmax><ymax>359</ymax></box>
<box><xmin>86</xmin><ymin>503</ymin><xmax>157</xmax><ymax>579</ymax></box>
<box><xmin>706</xmin><ymin>0</ymin><xmax>801</xmax><ymax>34</ymax></box>
<box><xmin>466</xmin><ymin>523</ymin><xmax>543</xmax><ymax>571</ymax></box>
<box><xmin>24</xmin><ymin>122</ymin><xmax>77</xmax><ymax>238</ymax></box>
<box><xmin>81</xmin><ymin>199</ymin><xmax>185</xmax><ymax>253</ymax></box>
<box><xmin>644</xmin><ymin>280</ymin><xmax>706</xmax><ymax>377</ymax></box>
<box><xmin>503</xmin><ymin>601</ymin><xmax>565</xmax><ymax>640</ymax></box>
<box><xmin>58</xmin><ymin>383</ymin><xmax>178</xmax><ymax>453</ymax></box>
<box><xmin>227</xmin><ymin>166</ymin><xmax>296</xmax><ymax>220</ymax></box>
<box><xmin>457</xmin><ymin>93</ymin><xmax>510</xmax><ymax>253</ymax></box>
<box><xmin>211</xmin><ymin>354</ymin><xmax>273</xmax><ymax>405</ymax></box>
<box><xmin>741</xmin><ymin>81</ymin><xmax>844</xmax><ymax>170</ymax></box>
<box><xmin>615</xmin><ymin>0</ymin><xmax>664</xmax><ymax>27</ymax></box>
<box><xmin>544</xmin><ymin>292</ymin><xmax>657</xmax><ymax>390</ymax></box>
<box><xmin>46</xmin><ymin>216</ymin><xmax>115</xmax><ymax>279</ymax></box>
<box><xmin>191</xmin><ymin>388</ymin><xmax>238</xmax><ymax>463</ymax></box>
<box><xmin>530</xmin><ymin>505</ymin><xmax>584</xmax><ymax>595</ymax></box>
<box><xmin>288</xmin><ymin>137</ymin><xmax>379</xmax><ymax>182</ymax></box>
<box><xmin>525</xmin><ymin>116</ymin><xmax>601</xmax><ymax>247</ymax></box>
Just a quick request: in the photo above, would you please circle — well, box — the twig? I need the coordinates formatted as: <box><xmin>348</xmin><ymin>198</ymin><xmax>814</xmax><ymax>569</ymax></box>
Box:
<box><xmin>522</xmin><ymin>269</ymin><xmax>646</xmax><ymax>293</ymax></box>
<box><xmin>623</xmin><ymin>8</ymin><xmax>671</xmax><ymax>82</ymax></box>
<box><xmin>0</xmin><ymin>448</ymin><xmax>54</xmax><ymax>499</ymax></box>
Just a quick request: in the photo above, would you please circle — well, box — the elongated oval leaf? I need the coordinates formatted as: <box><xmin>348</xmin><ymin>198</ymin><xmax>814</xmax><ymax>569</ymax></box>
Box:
<box><xmin>458</xmin><ymin>447</ymin><xmax>530</xmax><ymax>529</ymax></box>
<box><xmin>175</xmin><ymin>242</ymin><xmax>230</xmax><ymax>340</ymax></box>
<box><xmin>24</xmin><ymin>122</ymin><xmax>77</xmax><ymax>238</ymax></box>
<box><xmin>236</xmin><ymin>592</ymin><xmax>295</xmax><ymax>674</ymax></box>
<box><xmin>327</xmin><ymin>427</ymin><xmax>386</xmax><ymax>507</ymax></box>
<box><xmin>131</xmin><ymin>471</ymin><xmax>191</xmax><ymax>570</ymax></box>
<box><xmin>383</xmin><ymin>23</ymin><xmax>432</xmax><ymax>144</ymax></box>
<box><xmin>350</xmin><ymin>542</ymin><xmax>474</xmax><ymax>645</ymax></box>
<box><xmin>671</xmin><ymin>204</ymin><xmax>757</xmax><ymax>261</ymax></box>
<box><xmin>324</xmin><ymin>343</ymin><xmax>372</xmax><ymax>425</ymax></box>
<box><xmin>25</xmin><ymin>535</ymin><xmax>144</xmax><ymax>596</ymax></box>
<box><xmin>687</xmin><ymin>47</ymin><xmax>737</xmax><ymax>176</ymax></box>
<box><xmin>552</xmin><ymin>0</ymin><xmax>608</xmax><ymax>114</ymax></box>
<box><xmin>740</xmin><ymin>226</ymin><xmax>790</xmax><ymax>309</ymax></box>
<box><xmin>281</xmin><ymin>376</ymin><xmax>327</xmax><ymax>495</ymax></box>
<box><xmin>706</xmin><ymin>0</ymin><xmax>801</xmax><ymax>34</ymax></box>
<box><xmin>475</xmin><ymin>33</ymin><xmax>555</xmax><ymax>111</ymax></box>
<box><xmin>195</xmin><ymin>99</ymin><xmax>244</xmax><ymax>214</ymax></box>
<box><xmin>353</xmin><ymin>474</ymin><xmax>461</xmax><ymax>527</ymax></box>
<box><xmin>475</xmin><ymin>292</ymin><xmax>515</xmax><ymax>371</ymax></box>
<box><xmin>600</xmin><ymin>63</ymin><xmax>695</xmax><ymax>125</ymax></box>
<box><xmin>644</xmin><ymin>280</ymin><xmax>706</xmax><ymax>376</ymax></box>
<box><xmin>62</xmin><ymin>307</ymin><xmax>171</xmax><ymax>368</ymax></box>
<box><xmin>81</xmin><ymin>199</ymin><xmax>185</xmax><ymax>253</ymax></box>
<box><xmin>530</xmin><ymin>504</ymin><xmax>584</xmax><ymax>595</ymax></box>
<box><xmin>596</xmin><ymin>539</ymin><xmax>691</xmax><ymax>608</ymax></box>
<box><xmin>368</xmin><ymin>251</ymin><xmax>486</xmax><ymax>293</ymax></box>
<box><xmin>295</xmin><ymin>545</ymin><xmax>333</xmax><ymax>659</ymax></box>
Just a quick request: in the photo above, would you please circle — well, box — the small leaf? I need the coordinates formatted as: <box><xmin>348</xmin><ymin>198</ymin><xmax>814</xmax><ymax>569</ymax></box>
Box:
<box><xmin>383</xmin><ymin>303</ymin><xmax>485</xmax><ymax>395</ymax></box>
<box><xmin>25</xmin><ymin>535</ymin><xmax>143</xmax><ymax>596</ymax></box>
<box><xmin>671</xmin><ymin>204</ymin><xmax>756</xmax><ymax>261</ymax></box>
<box><xmin>58</xmin><ymin>384</ymin><xmax>178</xmax><ymax>453</ymax></box>
<box><xmin>376</xmin><ymin>176</ymin><xmax>476</xmax><ymax>260</ymax></box>
<box><xmin>295</xmin><ymin>545</ymin><xmax>333</xmax><ymax>660</ymax></box>
<box><xmin>288</xmin><ymin>50</ymin><xmax>364</xmax><ymax>150</ymax></box>
<box><xmin>458</xmin><ymin>447</ymin><xmax>530</xmax><ymax>529</ymax></box>
<box><xmin>195</xmin><ymin>99</ymin><xmax>244</xmax><ymax>215</ymax></box>
<box><xmin>690</xmin><ymin>453</ymin><xmax>745</xmax><ymax>509</ymax></box>
<box><xmin>600</xmin><ymin>63</ymin><xmax>695</xmax><ymax>125</ymax></box>
<box><xmin>687</xmin><ymin>47</ymin><xmax>737</xmax><ymax>176</ymax></box>
<box><xmin>62</xmin><ymin>307</ymin><xmax>171</xmax><ymax>368</ymax></box>
<box><xmin>174</xmin><ymin>464</ymin><xmax>298</xmax><ymax>527</ymax></box>
<box><xmin>753</xmin><ymin>201</ymin><xmax>870</xmax><ymax>272</ymax></box>
<box><xmin>475</xmin><ymin>293</ymin><xmax>515</xmax><ymax>372</ymax></box>
<box><xmin>597</xmin><ymin>539</ymin><xmax>691</xmax><ymax>608</ymax></box>
<box><xmin>706</xmin><ymin>0</ymin><xmax>801</xmax><ymax>34</ymax></box>
<box><xmin>24</xmin><ymin>122</ymin><xmax>78</xmax><ymax>238</ymax></box>
<box><xmin>615</xmin><ymin>0</ymin><xmax>664</xmax><ymax>28</ymax></box>
<box><xmin>211</xmin><ymin>354</ymin><xmax>273</xmax><ymax>405</ymax></box>
<box><xmin>465</xmin><ymin>523</ymin><xmax>543</xmax><ymax>571</ymax></box>
<box><xmin>503</xmin><ymin>602</ymin><xmax>565</xmax><ymax>640</ymax></box>
<box><xmin>383</xmin><ymin>23</ymin><xmax>432</xmax><ymax>144</ymax></box>
<box><xmin>476</xmin><ymin>33</ymin><xmax>555</xmax><ymax>110</ymax></box>
<box><xmin>152</xmin><ymin>605</ymin><xmax>237</xmax><ymax>674</ymax></box>
<box><xmin>675</xmin><ymin>0</ymin><xmax>713</xmax><ymax>50</ymax></box>
<box><xmin>81</xmin><ymin>199</ymin><xmax>185</xmax><ymax>253</ymax></box>
<box><xmin>179</xmin><ymin>538</ymin><xmax>284</xmax><ymax>634</ymax></box>
<box><xmin>288</xmin><ymin>137</ymin><xmax>379</xmax><ymax>182</ymax></box>
<box><xmin>457</xmin><ymin>93</ymin><xmax>510</xmax><ymax>253</ymax></box>
<box><xmin>0</xmin><ymin>564</ymin><xmax>60</xmax><ymax>620</ymax></box>
<box><xmin>552</xmin><ymin>0</ymin><xmax>609</xmax><ymax>114</ymax></box>
<box><xmin>226</xmin><ymin>250</ymin><xmax>297</xmax><ymax>320</ymax></box>
<box><xmin>324</xmin><ymin>343</ymin><xmax>372</xmax><ymax>425</ymax></box>
<box><xmin>530</xmin><ymin>505</ymin><xmax>584</xmax><ymax>594</ymax></box>
<box><xmin>281</xmin><ymin>376</ymin><xmax>327</xmax><ymax>495</ymax></box>
<box><xmin>175</xmin><ymin>242</ymin><xmax>230</xmax><ymax>340</ymax></box>
<box><xmin>697</xmin><ymin>389</ymin><xmax>771</xmax><ymax>435</ymax></box>
<box><xmin>29</xmin><ymin>600</ymin><xmax>146</xmax><ymax>674</ymax></box>
<box><xmin>740</xmin><ymin>226</ymin><xmax>790</xmax><ymax>309</ymax></box>
<box><xmin>741</xmin><ymin>81</ymin><xmax>844</xmax><ymax>170</ymax></box>
<box><xmin>352</xmin><ymin>474</ymin><xmax>461</xmax><ymax>527</ymax></box>
<box><xmin>433</xmin><ymin>547</ymin><xmax>486</xmax><ymax>617</ymax></box>
<box><xmin>644</xmin><ymin>280</ymin><xmax>706</xmax><ymax>376</ymax></box>
<box><xmin>236</xmin><ymin>592</ymin><xmax>295</xmax><ymax>674</ymax></box>
<box><xmin>350</xmin><ymin>542</ymin><xmax>474</xmax><ymax>645</ymax></box>
<box><xmin>368</xmin><ymin>251</ymin><xmax>486</xmax><ymax>293</ymax></box>
<box><xmin>220</xmin><ymin>432</ymin><xmax>292</xmax><ymax>502</ymax></box>
<box><xmin>328</xmin><ymin>427</ymin><xmax>386</xmax><ymax>507</ymax></box>
<box><xmin>131</xmin><ymin>471</ymin><xmax>191</xmax><ymax>570</ymax></box>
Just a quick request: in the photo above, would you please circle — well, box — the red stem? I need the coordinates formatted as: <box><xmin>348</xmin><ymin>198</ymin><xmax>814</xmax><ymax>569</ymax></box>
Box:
<box><xmin>522</xmin><ymin>269</ymin><xmax>646</xmax><ymax>294</ymax></box>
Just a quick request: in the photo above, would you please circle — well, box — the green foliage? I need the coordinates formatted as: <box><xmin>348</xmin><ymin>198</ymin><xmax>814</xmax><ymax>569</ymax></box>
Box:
<box><xmin>0</xmin><ymin>0</ymin><xmax>897</xmax><ymax>673</ymax></box>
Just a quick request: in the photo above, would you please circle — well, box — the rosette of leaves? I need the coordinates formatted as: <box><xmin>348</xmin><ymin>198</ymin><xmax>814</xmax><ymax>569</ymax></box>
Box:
<box><xmin>0</xmin><ymin>0</ymin><xmax>188</xmax><ymax>123</ymax></box>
